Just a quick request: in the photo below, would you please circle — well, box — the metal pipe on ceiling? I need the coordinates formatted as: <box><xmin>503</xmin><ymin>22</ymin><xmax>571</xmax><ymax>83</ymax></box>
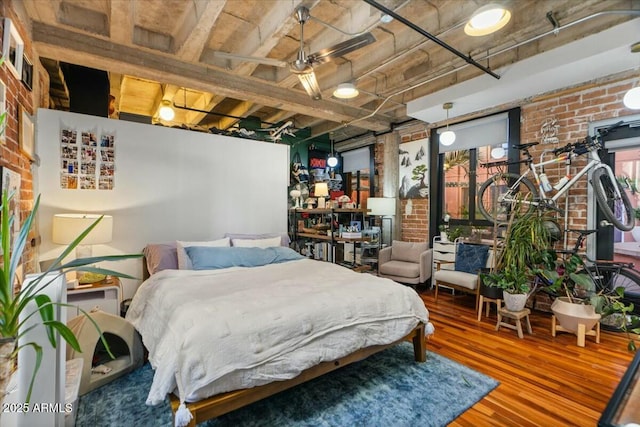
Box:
<box><xmin>362</xmin><ymin>0</ymin><xmax>500</xmax><ymax>80</ymax></box>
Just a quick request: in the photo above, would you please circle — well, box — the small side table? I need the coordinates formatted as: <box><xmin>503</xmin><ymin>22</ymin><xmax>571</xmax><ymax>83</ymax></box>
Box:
<box><xmin>495</xmin><ymin>307</ymin><xmax>532</xmax><ymax>339</ymax></box>
<box><xmin>477</xmin><ymin>295</ymin><xmax>502</xmax><ymax>322</ymax></box>
<box><xmin>66</xmin><ymin>277</ymin><xmax>121</xmax><ymax>322</ymax></box>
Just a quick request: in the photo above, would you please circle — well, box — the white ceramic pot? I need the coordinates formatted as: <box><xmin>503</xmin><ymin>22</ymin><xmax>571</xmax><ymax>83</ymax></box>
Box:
<box><xmin>551</xmin><ymin>296</ymin><xmax>601</xmax><ymax>333</ymax></box>
<box><xmin>631</xmin><ymin>226</ymin><xmax>640</xmax><ymax>242</ymax></box>
<box><xmin>503</xmin><ymin>292</ymin><xmax>527</xmax><ymax>311</ymax></box>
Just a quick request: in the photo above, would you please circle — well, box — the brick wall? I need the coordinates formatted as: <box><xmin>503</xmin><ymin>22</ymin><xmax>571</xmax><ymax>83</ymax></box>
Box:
<box><xmin>1</xmin><ymin>8</ymin><xmax>37</xmax><ymax>277</ymax></box>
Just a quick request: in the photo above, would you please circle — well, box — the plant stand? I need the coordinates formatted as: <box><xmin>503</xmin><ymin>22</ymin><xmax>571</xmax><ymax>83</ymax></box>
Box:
<box><xmin>477</xmin><ymin>295</ymin><xmax>502</xmax><ymax>321</ymax></box>
<box><xmin>496</xmin><ymin>308</ymin><xmax>532</xmax><ymax>339</ymax></box>
<box><xmin>551</xmin><ymin>315</ymin><xmax>601</xmax><ymax>347</ymax></box>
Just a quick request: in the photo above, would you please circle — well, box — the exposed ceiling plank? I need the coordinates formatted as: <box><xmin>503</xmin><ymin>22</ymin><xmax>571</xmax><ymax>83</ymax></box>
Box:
<box><xmin>109</xmin><ymin>0</ymin><xmax>133</xmax><ymax>44</ymax></box>
<box><xmin>176</xmin><ymin>0</ymin><xmax>227</xmax><ymax>62</ymax></box>
<box><xmin>32</xmin><ymin>22</ymin><xmax>392</xmax><ymax>131</ymax></box>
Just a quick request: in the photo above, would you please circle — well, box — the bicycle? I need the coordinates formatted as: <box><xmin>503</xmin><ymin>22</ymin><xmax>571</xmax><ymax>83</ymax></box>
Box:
<box><xmin>535</xmin><ymin>227</ymin><xmax>640</xmax><ymax>322</ymax></box>
<box><xmin>477</xmin><ymin>121</ymin><xmax>634</xmax><ymax>231</ymax></box>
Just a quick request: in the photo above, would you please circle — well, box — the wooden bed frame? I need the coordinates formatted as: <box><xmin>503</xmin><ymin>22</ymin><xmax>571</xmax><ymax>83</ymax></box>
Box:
<box><xmin>168</xmin><ymin>323</ymin><xmax>427</xmax><ymax>426</ymax></box>
<box><xmin>141</xmin><ymin>255</ymin><xmax>427</xmax><ymax>426</ymax></box>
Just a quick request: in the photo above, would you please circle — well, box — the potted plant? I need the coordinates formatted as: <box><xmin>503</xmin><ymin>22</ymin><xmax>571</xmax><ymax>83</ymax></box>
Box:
<box><xmin>481</xmin><ymin>208</ymin><xmax>555</xmax><ymax>311</ymax></box>
<box><xmin>0</xmin><ymin>189</ymin><xmax>141</xmax><ymax>407</ymax></box>
<box><xmin>539</xmin><ymin>251</ymin><xmax>640</xmax><ymax>351</ymax></box>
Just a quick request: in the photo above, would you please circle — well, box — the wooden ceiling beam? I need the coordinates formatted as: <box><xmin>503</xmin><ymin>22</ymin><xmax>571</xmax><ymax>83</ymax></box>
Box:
<box><xmin>31</xmin><ymin>22</ymin><xmax>391</xmax><ymax>131</ymax></box>
<box><xmin>109</xmin><ymin>0</ymin><xmax>133</xmax><ymax>45</ymax></box>
<box><xmin>176</xmin><ymin>0</ymin><xmax>227</xmax><ymax>62</ymax></box>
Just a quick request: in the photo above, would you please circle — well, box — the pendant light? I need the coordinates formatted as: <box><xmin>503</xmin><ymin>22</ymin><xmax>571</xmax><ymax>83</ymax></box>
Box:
<box><xmin>623</xmin><ymin>42</ymin><xmax>640</xmax><ymax>110</ymax></box>
<box><xmin>440</xmin><ymin>102</ymin><xmax>456</xmax><ymax>146</ymax></box>
<box><xmin>327</xmin><ymin>134</ymin><xmax>338</xmax><ymax>167</ymax></box>
<box><xmin>333</xmin><ymin>82</ymin><xmax>359</xmax><ymax>99</ymax></box>
<box><xmin>158</xmin><ymin>100</ymin><xmax>175</xmax><ymax>121</ymax></box>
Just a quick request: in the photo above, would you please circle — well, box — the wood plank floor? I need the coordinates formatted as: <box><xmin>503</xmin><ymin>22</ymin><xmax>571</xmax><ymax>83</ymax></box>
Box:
<box><xmin>417</xmin><ymin>288</ymin><xmax>636</xmax><ymax>426</ymax></box>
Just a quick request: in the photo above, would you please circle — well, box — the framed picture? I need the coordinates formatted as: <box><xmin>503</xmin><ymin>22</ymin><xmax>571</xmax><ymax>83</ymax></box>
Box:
<box><xmin>2</xmin><ymin>18</ymin><xmax>24</xmax><ymax>79</ymax></box>
<box><xmin>19</xmin><ymin>106</ymin><xmax>35</xmax><ymax>160</ymax></box>
<box><xmin>0</xmin><ymin>78</ymin><xmax>6</xmax><ymax>144</ymax></box>
<box><xmin>21</xmin><ymin>54</ymin><xmax>33</xmax><ymax>91</ymax></box>
<box><xmin>0</xmin><ymin>166</ymin><xmax>21</xmax><ymax>242</ymax></box>
<box><xmin>349</xmin><ymin>220</ymin><xmax>361</xmax><ymax>232</ymax></box>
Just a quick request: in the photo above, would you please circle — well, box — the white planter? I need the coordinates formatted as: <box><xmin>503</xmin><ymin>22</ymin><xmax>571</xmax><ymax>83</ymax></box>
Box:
<box><xmin>551</xmin><ymin>297</ymin><xmax>601</xmax><ymax>334</ymax></box>
<box><xmin>440</xmin><ymin>231</ymin><xmax>448</xmax><ymax>242</ymax></box>
<box><xmin>632</xmin><ymin>226</ymin><xmax>640</xmax><ymax>242</ymax></box>
<box><xmin>503</xmin><ymin>292</ymin><xmax>527</xmax><ymax>311</ymax></box>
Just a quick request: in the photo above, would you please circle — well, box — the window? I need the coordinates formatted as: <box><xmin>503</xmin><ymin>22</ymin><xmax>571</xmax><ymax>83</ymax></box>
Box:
<box><xmin>431</xmin><ymin>109</ymin><xmax>520</xmax><ymax>233</ymax></box>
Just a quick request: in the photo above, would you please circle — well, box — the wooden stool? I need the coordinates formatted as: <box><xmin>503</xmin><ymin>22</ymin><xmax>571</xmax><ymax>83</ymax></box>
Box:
<box><xmin>477</xmin><ymin>295</ymin><xmax>502</xmax><ymax>321</ymax></box>
<box><xmin>495</xmin><ymin>308</ymin><xmax>532</xmax><ymax>339</ymax></box>
<box><xmin>551</xmin><ymin>315</ymin><xmax>601</xmax><ymax>347</ymax></box>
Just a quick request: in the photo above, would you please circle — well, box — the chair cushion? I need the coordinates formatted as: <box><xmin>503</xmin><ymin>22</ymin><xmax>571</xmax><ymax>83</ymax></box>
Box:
<box><xmin>379</xmin><ymin>260</ymin><xmax>420</xmax><ymax>279</ymax></box>
<box><xmin>390</xmin><ymin>240</ymin><xmax>428</xmax><ymax>263</ymax></box>
<box><xmin>454</xmin><ymin>243</ymin><xmax>489</xmax><ymax>274</ymax></box>
<box><xmin>434</xmin><ymin>269</ymin><xmax>479</xmax><ymax>290</ymax></box>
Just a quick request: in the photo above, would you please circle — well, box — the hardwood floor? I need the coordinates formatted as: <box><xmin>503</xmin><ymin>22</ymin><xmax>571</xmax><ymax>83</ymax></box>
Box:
<box><xmin>417</xmin><ymin>288</ymin><xmax>636</xmax><ymax>426</ymax></box>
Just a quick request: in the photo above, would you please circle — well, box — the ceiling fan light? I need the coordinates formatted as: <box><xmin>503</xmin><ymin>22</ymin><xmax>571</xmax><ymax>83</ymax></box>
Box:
<box><xmin>623</xmin><ymin>87</ymin><xmax>640</xmax><ymax>110</ymax></box>
<box><xmin>333</xmin><ymin>83</ymin><xmax>359</xmax><ymax>99</ymax></box>
<box><xmin>158</xmin><ymin>100</ymin><xmax>175</xmax><ymax>121</ymax></box>
<box><xmin>464</xmin><ymin>4</ymin><xmax>511</xmax><ymax>36</ymax></box>
<box><xmin>440</xmin><ymin>130</ymin><xmax>456</xmax><ymax>146</ymax></box>
<box><xmin>298</xmin><ymin>71</ymin><xmax>322</xmax><ymax>100</ymax></box>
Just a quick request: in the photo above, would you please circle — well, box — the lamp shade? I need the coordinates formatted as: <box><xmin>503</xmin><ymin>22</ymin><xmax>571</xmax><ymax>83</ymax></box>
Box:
<box><xmin>52</xmin><ymin>214</ymin><xmax>113</xmax><ymax>245</ymax></box>
<box><xmin>367</xmin><ymin>197</ymin><xmax>396</xmax><ymax>216</ymax></box>
<box><xmin>314</xmin><ymin>182</ymin><xmax>329</xmax><ymax>197</ymax></box>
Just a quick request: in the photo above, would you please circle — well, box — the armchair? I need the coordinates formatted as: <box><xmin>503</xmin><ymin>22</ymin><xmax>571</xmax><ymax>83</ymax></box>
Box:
<box><xmin>378</xmin><ymin>240</ymin><xmax>432</xmax><ymax>286</ymax></box>
<box><xmin>433</xmin><ymin>241</ymin><xmax>492</xmax><ymax>310</ymax></box>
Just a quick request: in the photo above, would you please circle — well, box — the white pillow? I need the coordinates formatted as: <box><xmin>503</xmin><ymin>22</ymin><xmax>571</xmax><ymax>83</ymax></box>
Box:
<box><xmin>176</xmin><ymin>237</ymin><xmax>230</xmax><ymax>269</ymax></box>
<box><xmin>231</xmin><ymin>236</ymin><xmax>282</xmax><ymax>248</ymax></box>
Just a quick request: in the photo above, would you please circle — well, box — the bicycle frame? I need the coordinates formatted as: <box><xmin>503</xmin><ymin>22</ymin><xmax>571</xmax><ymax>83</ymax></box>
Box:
<box><xmin>502</xmin><ymin>143</ymin><xmax>620</xmax><ymax>209</ymax></box>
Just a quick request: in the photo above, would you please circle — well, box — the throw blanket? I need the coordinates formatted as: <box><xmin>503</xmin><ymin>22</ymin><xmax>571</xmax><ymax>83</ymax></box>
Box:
<box><xmin>126</xmin><ymin>258</ymin><xmax>432</xmax><ymax>424</ymax></box>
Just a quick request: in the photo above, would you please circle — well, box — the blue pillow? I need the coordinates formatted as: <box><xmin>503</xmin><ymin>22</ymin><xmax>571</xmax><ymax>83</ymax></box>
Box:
<box><xmin>185</xmin><ymin>246</ymin><xmax>304</xmax><ymax>270</ymax></box>
<box><xmin>454</xmin><ymin>243</ymin><xmax>489</xmax><ymax>274</ymax></box>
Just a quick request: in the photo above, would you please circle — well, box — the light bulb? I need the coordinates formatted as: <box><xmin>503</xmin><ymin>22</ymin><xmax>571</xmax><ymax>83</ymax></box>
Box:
<box><xmin>623</xmin><ymin>87</ymin><xmax>640</xmax><ymax>110</ymax></box>
<box><xmin>327</xmin><ymin>155</ymin><xmax>338</xmax><ymax>167</ymax></box>
<box><xmin>440</xmin><ymin>130</ymin><xmax>456</xmax><ymax>146</ymax></box>
<box><xmin>159</xmin><ymin>100</ymin><xmax>175</xmax><ymax>121</ymax></box>
<box><xmin>464</xmin><ymin>4</ymin><xmax>511</xmax><ymax>36</ymax></box>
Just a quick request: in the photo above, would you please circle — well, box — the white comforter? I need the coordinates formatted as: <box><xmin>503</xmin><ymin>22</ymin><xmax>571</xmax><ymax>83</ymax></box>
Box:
<box><xmin>126</xmin><ymin>258</ymin><xmax>431</xmax><ymax>406</ymax></box>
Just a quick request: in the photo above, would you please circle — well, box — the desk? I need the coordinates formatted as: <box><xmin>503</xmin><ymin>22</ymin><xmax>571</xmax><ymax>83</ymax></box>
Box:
<box><xmin>67</xmin><ymin>277</ymin><xmax>121</xmax><ymax>322</ymax></box>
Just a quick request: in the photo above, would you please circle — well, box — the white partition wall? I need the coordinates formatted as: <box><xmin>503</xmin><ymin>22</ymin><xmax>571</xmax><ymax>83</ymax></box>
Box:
<box><xmin>36</xmin><ymin>109</ymin><xmax>289</xmax><ymax>298</ymax></box>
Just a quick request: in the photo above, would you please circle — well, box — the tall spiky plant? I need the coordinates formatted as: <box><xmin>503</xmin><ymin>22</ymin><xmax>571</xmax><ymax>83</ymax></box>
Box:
<box><xmin>0</xmin><ymin>190</ymin><xmax>141</xmax><ymax>402</ymax></box>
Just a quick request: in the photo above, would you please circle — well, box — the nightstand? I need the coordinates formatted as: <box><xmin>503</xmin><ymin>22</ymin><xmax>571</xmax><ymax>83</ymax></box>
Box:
<box><xmin>66</xmin><ymin>277</ymin><xmax>121</xmax><ymax>322</ymax></box>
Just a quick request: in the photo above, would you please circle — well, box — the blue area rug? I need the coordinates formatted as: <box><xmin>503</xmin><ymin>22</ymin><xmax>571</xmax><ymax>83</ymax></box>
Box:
<box><xmin>76</xmin><ymin>343</ymin><xmax>498</xmax><ymax>427</ymax></box>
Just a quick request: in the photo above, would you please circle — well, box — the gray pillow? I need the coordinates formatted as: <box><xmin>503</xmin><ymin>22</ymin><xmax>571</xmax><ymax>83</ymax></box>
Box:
<box><xmin>143</xmin><ymin>242</ymin><xmax>178</xmax><ymax>275</ymax></box>
<box><xmin>224</xmin><ymin>232</ymin><xmax>290</xmax><ymax>247</ymax></box>
<box><xmin>390</xmin><ymin>240</ymin><xmax>428</xmax><ymax>263</ymax></box>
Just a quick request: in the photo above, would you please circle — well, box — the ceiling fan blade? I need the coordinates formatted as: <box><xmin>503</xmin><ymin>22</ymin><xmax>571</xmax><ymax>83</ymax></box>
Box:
<box><xmin>213</xmin><ymin>51</ymin><xmax>288</xmax><ymax>68</ymax></box>
<box><xmin>308</xmin><ymin>32</ymin><xmax>376</xmax><ymax>64</ymax></box>
<box><xmin>297</xmin><ymin>71</ymin><xmax>322</xmax><ymax>100</ymax></box>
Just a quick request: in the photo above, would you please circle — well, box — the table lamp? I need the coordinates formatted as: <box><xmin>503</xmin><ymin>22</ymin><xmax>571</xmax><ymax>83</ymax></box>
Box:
<box><xmin>52</xmin><ymin>213</ymin><xmax>113</xmax><ymax>259</ymax></box>
<box><xmin>367</xmin><ymin>197</ymin><xmax>396</xmax><ymax>246</ymax></box>
<box><xmin>314</xmin><ymin>182</ymin><xmax>329</xmax><ymax>209</ymax></box>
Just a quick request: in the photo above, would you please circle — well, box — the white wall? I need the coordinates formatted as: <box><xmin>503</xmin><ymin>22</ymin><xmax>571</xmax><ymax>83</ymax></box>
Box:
<box><xmin>36</xmin><ymin>109</ymin><xmax>289</xmax><ymax>298</ymax></box>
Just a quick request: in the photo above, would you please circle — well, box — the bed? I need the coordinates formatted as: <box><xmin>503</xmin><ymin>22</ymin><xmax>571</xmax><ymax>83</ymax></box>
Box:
<box><xmin>126</xmin><ymin>237</ymin><xmax>433</xmax><ymax>427</ymax></box>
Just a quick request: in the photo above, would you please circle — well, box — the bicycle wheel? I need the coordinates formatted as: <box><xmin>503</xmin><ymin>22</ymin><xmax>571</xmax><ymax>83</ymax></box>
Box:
<box><xmin>592</xmin><ymin>168</ymin><xmax>634</xmax><ymax>231</ymax></box>
<box><xmin>583</xmin><ymin>264</ymin><xmax>640</xmax><ymax>313</ymax></box>
<box><xmin>477</xmin><ymin>173</ymin><xmax>538</xmax><ymax>224</ymax></box>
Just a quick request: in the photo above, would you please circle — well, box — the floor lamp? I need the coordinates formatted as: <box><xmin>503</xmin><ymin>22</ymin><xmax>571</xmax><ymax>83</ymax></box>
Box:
<box><xmin>367</xmin><ymin>197</ymin><xmax>396</xmax><ymax>247</ymax></box>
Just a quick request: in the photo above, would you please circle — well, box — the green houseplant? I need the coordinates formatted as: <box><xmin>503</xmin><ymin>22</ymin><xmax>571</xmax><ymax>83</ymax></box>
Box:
<box><xmin>481</xmin><ymin>208</ymin><xmax>555</xmax><ymax>311</ymax></box>
<box><xmin>0</xmin><ymin>189</ymin><xmax>141</xmax><ymax>403</ymax></box>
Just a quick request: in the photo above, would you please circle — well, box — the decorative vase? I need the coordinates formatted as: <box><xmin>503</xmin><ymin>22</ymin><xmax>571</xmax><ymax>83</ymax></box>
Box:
<box><xmin>551</xmin><ymin>297</ymin><xmax>601</xmax><ymax>333</ymax></box>
<box><xmin>503</xmin><ymin>292</ymin><xmax>527</xmax><ymax>311</ymax></box>
<box><xmin>0</xmin><ymin>337</ymin><xmax>16</xmax><ymax>407</ymax></box>
<box><xmin>631</xmin><ymin>225</ymin><xmax>640</xmax><ymax>242</ymax></box>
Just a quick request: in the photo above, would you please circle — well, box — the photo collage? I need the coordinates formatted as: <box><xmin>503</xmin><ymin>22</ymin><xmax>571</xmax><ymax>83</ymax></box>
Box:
<box><xmin>60</xmin><ymin>127</ymin><xmax>115</xmax><ymax>190</ymax></box>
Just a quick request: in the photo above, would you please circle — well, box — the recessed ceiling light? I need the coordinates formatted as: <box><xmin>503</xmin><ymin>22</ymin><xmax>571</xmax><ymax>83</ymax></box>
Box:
<box><xmin>464</xmin><ymin>4</ymin><xmax>511</xmax><ymax>36</ymax></box>
<box><xmin>380</xmin><ymin>14</ymin><xmax>393</xmax><ymax>24</ymax></box>
<box><xmin>333</xmin><ymin>83</ymin><xmax>359</xmax><ymax>99</ymax></box>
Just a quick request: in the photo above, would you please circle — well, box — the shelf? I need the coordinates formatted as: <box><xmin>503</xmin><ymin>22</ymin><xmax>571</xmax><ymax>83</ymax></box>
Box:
<box><xmin>298</xmin><ymin>232</ymin><xmax>332</xmax><ymax>240</ymax></box>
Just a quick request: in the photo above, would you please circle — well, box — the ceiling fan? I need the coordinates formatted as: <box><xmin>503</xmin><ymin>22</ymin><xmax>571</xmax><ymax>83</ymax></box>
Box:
<box><xmin>213</xmin><ymin>6</ymin><xmax>376</xmax><ymax>100</ymax></box>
